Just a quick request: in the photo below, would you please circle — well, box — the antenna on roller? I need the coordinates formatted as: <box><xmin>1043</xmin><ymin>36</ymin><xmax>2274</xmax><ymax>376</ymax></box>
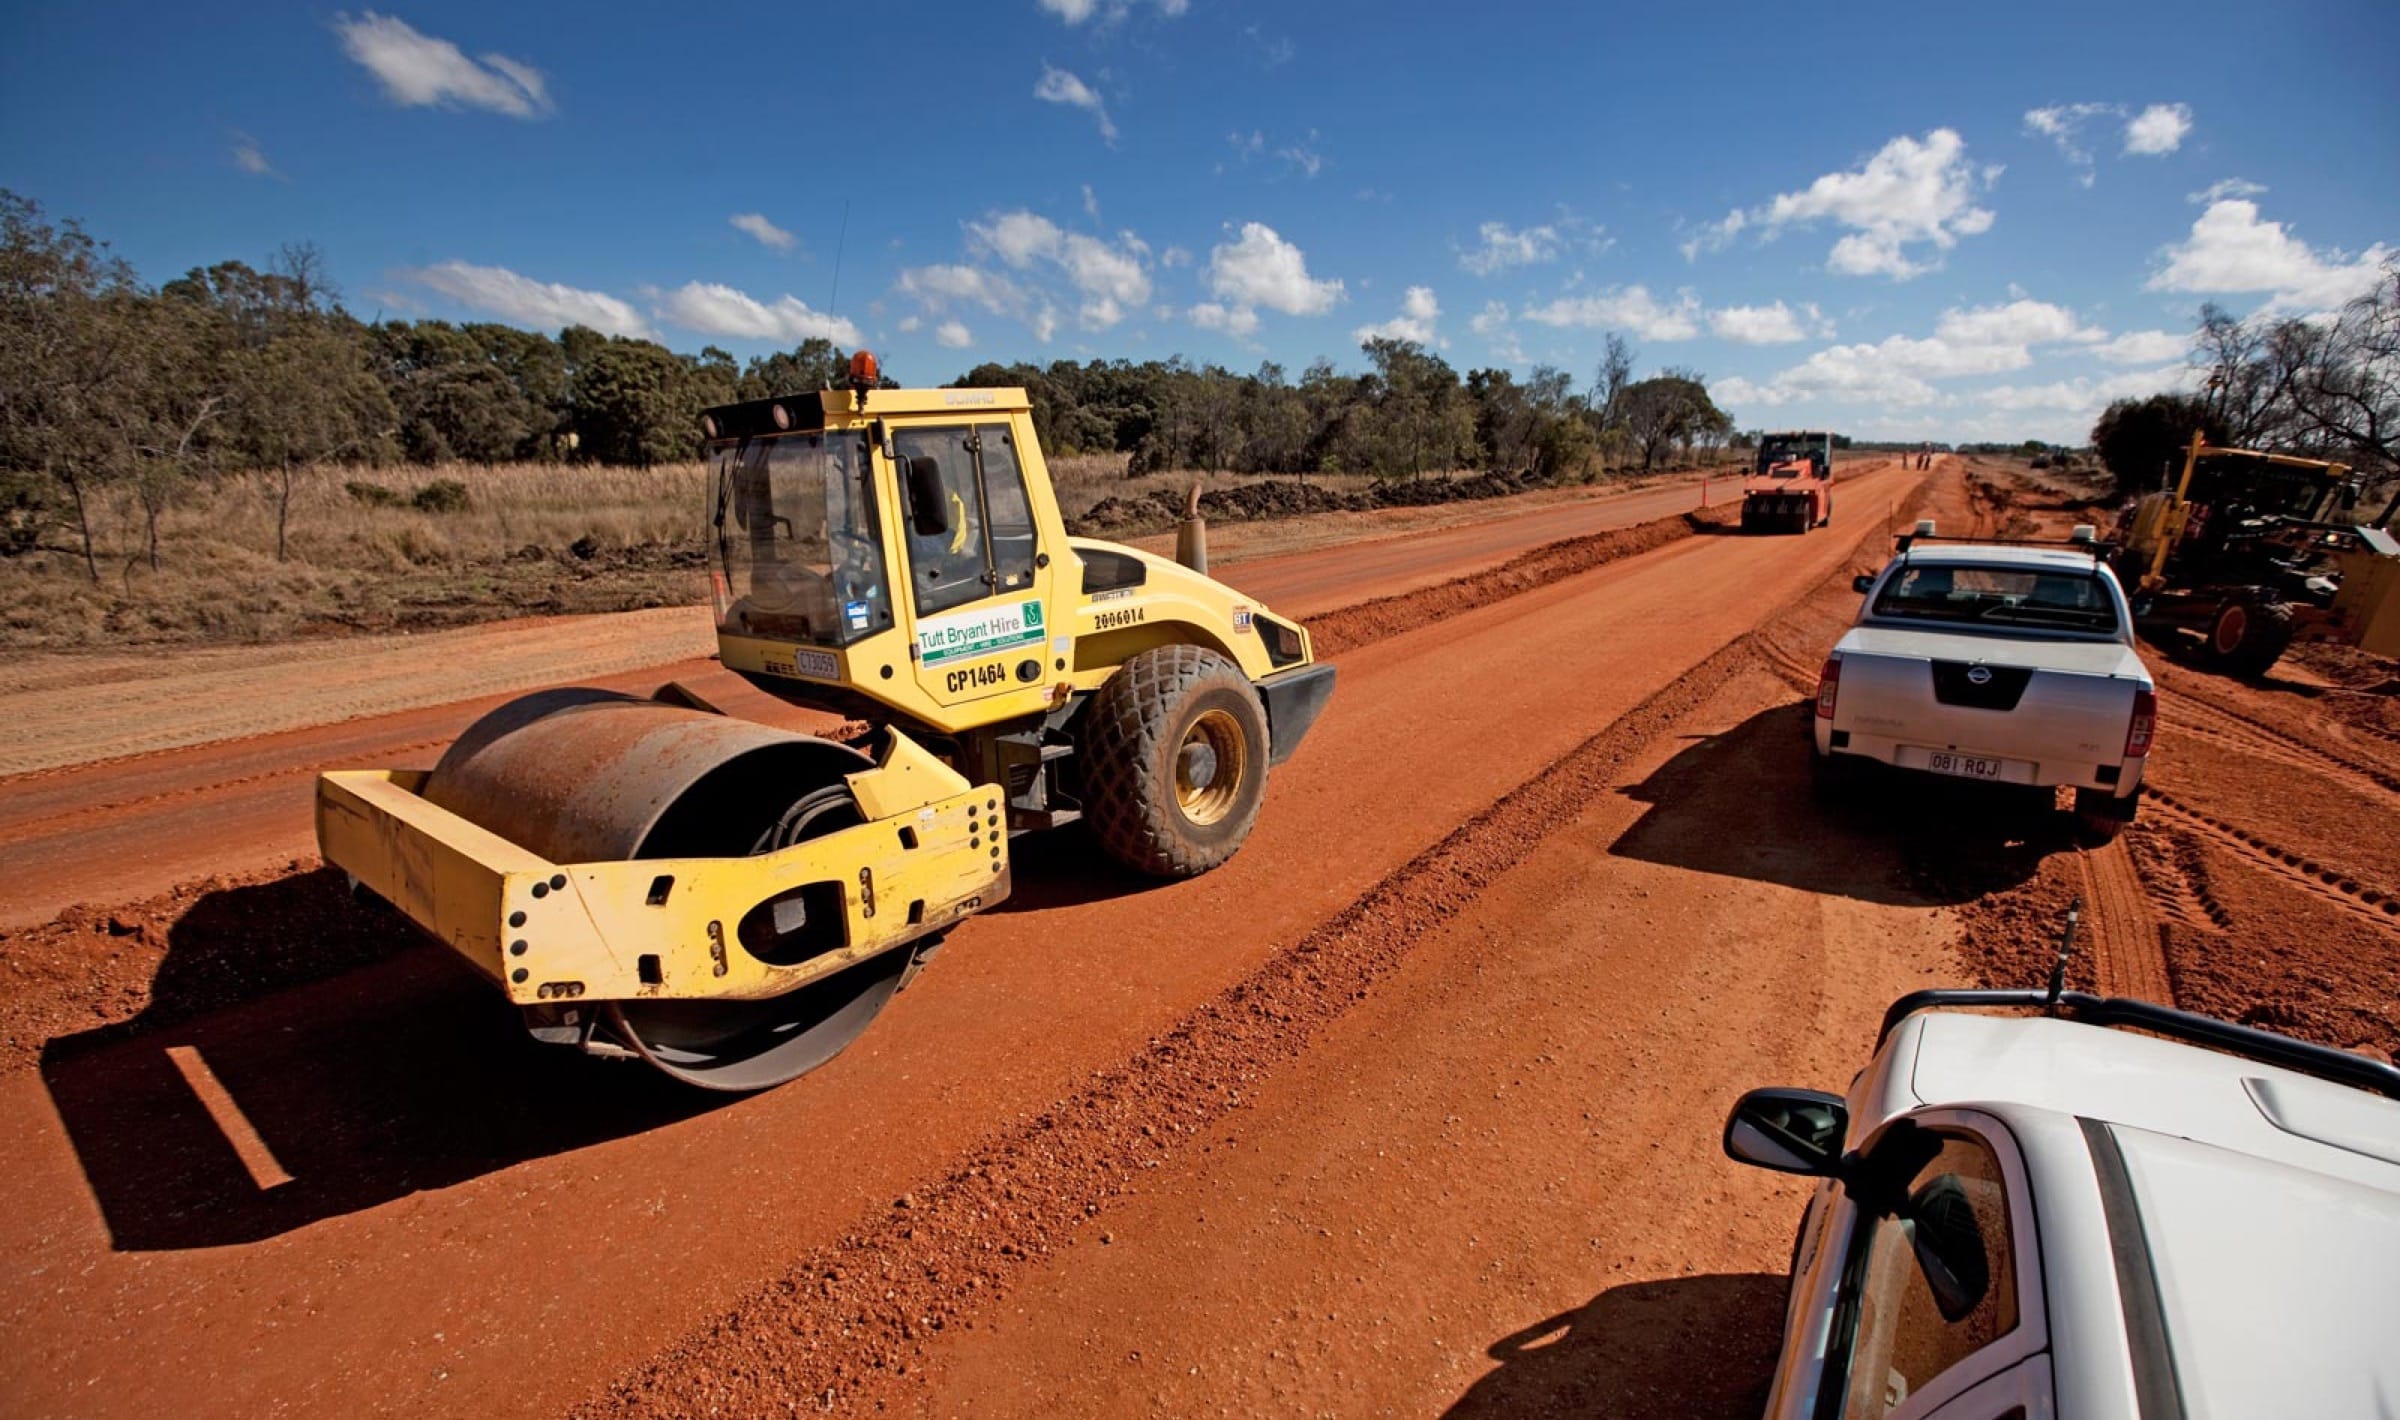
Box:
<box><xmin>828</xmin><ymin>200</ymin><xmax>852</xmax><ymax>330</ymax></box>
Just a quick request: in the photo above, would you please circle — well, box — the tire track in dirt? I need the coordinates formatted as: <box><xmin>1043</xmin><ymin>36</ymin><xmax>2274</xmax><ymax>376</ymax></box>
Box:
<box><xmin>580</xmin><ymin>488</ymin><xmax>1934</xmax><ymax>1418</ymax></box>
<box><xmin>2127</xmin><ymin>827</ymin><xmax>2235</xmax><ymax>936</ymax></box>
<box><xmin>2073</xmin><ymin>839</ymin><xmax>2173</xmax><ymax>1002</ymax></box>
<box><xmin>2143</xmin><ymin>788</ymin><xmax>2400</xmax><ymax>934</ymax></box>
<box><xmin>2162</xmin><ymin>692</ymin><xmax>2400</xmax><ymax>802</ymax></box>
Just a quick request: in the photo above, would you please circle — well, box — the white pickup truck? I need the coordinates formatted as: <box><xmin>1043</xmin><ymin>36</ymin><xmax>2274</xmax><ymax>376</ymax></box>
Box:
<box><xmin>1813</xmin><ymin>527</ymin><xmax>2156</xmax><ymax>842</ymax></box>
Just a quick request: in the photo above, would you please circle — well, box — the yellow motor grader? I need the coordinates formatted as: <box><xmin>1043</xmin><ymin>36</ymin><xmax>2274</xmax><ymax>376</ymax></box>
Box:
<box><xmin>317</xmin><ymin>354</ymin><xmax>1336</xmax><ymax>1090</ymax></box>
<box><xmin>2115</xmin><ymin>433</ymin><xmax>2400</xmax><ymax>677</ymax></box>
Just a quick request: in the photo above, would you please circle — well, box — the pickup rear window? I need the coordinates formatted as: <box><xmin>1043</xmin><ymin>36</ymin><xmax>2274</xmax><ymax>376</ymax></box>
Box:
<box><xmin>1873</xmin><ymin>564</ymin><xmax>2119</xmax><ymax>633</ymax></box>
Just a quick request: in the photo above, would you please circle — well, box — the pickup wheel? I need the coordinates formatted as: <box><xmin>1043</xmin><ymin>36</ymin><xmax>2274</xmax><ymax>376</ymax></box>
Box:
<box><xmin>1083</xmin><ymin>645</ymin><xmax>1270</xmax><ymax>878</ymax></box>
<box><xmin>1811</xmin><ymin>748</ymin><xmax>1861</xmax><ymax>803</ymax></box>
<box><xmin>2072</xmin><ymin>786</ymin><xmax>2135</xmax><ymax>845</ymax></box>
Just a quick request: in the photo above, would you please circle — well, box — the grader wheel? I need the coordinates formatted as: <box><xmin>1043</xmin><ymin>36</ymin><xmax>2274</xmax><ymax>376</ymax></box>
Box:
<box><xmin>1083</xmin><ymin>645</ymin><xmax>1270</xmax><ymax>878</ymax></box>
<box><xmin>2206</xmin><ymin>597</ymin><xmax>2295</xmax><ymax>679</ymax></box>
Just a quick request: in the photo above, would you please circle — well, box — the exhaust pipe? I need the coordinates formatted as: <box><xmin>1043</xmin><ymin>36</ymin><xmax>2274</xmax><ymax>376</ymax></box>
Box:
<box><xmin>1175</xmin><ymin>482</ymin><xmax>1209</xmax><ymax>574</ymax></box>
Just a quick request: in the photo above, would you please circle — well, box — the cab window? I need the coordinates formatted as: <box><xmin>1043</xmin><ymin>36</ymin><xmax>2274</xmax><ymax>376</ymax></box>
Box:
<box><xmin>711</xmin><ymin>432</ymin><xmax>892</xmax><ymax>646</ymax></box>
<box><xmin>1836</xmin><ymin>1134</ymin><xmax>2020</xmax><ymax>1418</ymax></box>
<box><xmin>892</xmin><ymin>423</ymin><xmax>1039</xmax><ymax>616</ymax></box>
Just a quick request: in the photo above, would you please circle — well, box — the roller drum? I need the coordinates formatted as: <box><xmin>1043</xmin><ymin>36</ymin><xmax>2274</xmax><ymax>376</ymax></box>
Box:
<box><xmin>424</xmin><ymin>688</ymin><xmax>903</xmax><ymax>1091</ymax></box>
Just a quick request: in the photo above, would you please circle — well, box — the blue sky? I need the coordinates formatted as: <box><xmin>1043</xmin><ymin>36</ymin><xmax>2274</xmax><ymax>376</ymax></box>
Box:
<box><xmin>4</xmin><ymin>0</ymin><xmax>2395</xmax><ymax>443</ymax></box>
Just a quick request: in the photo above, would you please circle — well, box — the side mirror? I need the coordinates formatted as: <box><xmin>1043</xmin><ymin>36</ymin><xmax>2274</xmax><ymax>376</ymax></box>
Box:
<box><xmin>904</xmin><ymin>456</ymin><xmax>951</xmax><ymax>538</ymax></box>
<box><xmin>1723</xmin><ymin>1087</ymin><xmax>1849</xmax><ymax>1175</ymax></box>
<box><xmin>1903</xmin><ymin>1175</ymin><xmax>1992</xmax><ymax>1322</ymax></box>
<box><xmin>1852</xmin><ymin>573</ymin><xmax>1877</xmax><ymax>594</ymax></box>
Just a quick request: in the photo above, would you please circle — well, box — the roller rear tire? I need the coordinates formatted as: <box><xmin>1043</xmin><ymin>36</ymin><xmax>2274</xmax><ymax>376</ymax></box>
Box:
<box><xmin>1083</xmin><ymin>645</ymin><xmax>1270</xmax><ymax>878</ymax></box>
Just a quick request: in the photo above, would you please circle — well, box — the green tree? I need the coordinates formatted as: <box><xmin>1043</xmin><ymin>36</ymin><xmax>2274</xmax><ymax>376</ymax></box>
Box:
<box><xmin>2090</xmin><ymin>393</ymin><xmax>2222</xmax><ymax>498</ymax></box>
<box><xmin>1618</xmin><ymin>372</ymin><xmax>1725</xmax><ymax>472</ymax></box>
<box><xmin>573</xmin><ymin>338</ymin><xmax>699</xmax><ymax>466</ymax></box>
<box><xmin>0</xmin><ymin>191</ymin><xmax>139</xmax><ymax>575</ymax></box>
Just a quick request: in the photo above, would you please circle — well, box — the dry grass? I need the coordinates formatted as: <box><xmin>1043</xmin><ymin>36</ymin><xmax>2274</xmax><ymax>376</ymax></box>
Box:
<box><xmin>1039</xmin><ymin>451</ymin><xmax>1389</xmax><ymax>520</ymax></box>
<box><xmin>2</xmin><ymin>461</ymin><xmax>712</xmax><ymax>648</ymax></box>
<box><xmin>4</xmin><ymin>451</ymin><xmax>1741</xmax><ymax>649</ymax></box>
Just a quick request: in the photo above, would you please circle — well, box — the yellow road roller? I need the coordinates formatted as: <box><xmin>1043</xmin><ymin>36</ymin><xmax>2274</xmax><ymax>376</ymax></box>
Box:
<box><xmin>316</xmin><ymin>353</ymin><xmax>1336</xmax><ymax>1089</ymax></box>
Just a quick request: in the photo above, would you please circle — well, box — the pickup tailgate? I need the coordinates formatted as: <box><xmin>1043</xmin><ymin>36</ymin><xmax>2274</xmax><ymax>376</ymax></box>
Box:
<box><xmin>1833</xmin><ymin>628</ymin><xmax>2146</xmax><ymax>777</ymax></box>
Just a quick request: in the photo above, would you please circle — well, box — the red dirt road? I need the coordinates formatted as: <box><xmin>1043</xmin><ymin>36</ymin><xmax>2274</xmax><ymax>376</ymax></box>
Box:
<box><xmin>2</xmin><ymin>464</ymin><xmax>1927</xmax><ymax>1418</ymax></box>
<box><xmin>0</xmin><ymin>467</ymin><xmax>1757</xmax><ymax>931</ymax></box>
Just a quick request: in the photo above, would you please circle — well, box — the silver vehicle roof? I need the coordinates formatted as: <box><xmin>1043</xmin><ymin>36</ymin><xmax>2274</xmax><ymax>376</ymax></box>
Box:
<box><xmin>1862</xmin><ymin>1010</ymin><xmax>2400</xmax><ymax>1415</ymax></box>
<box><xmin>1881</xmin><ymin>544</ymin><xmax>2116</xmax><ymax>575</ymax></box>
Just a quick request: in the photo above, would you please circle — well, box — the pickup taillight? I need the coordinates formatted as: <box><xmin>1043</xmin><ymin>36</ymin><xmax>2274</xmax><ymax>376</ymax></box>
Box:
<box><xmin>2125</xmin><ymin>686</ymin><xmax>2157</xmax><ymax>758</ymax></box>
<box><xmin>1815</xmin><ymin>657</ymin><xmax>1841</xmax><ymax>720</ymax></box>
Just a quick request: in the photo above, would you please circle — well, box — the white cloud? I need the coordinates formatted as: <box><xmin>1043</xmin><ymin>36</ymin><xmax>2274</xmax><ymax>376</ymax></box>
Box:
<box><xmin>1279</xmin><ymin>142</ymin><xmax>1324</xmax><ymax>179</ymax></box>
<box><xmin>2190</xmin><ymin>177</ymin><xmax>2266</xmax><ymax>204</ymax></box>
<box><xmin>2124</xmin><ymin>103</ymin><xmax>2193</xmax><ymax>156</ymax></box>
<box><xmin>898</xmin><ymin>263</ymin><xmax>1029</xmax><ymax>317</ymax></box>
<box><xmin>2091</xmin><ymin>329</ymin><xmax>2189</xmax><ymax>365</ymax></box>
<box><xmin>1196</xmin><ymin>222</ymin><xmax>1344</xmax><ymax>335</ymax></box>
<box><xmin>1461</xmin><ymin>221</ymin><xmax>1559</xmax><ymax>277</ymax></box>
<box><xmin>1160</xmin><ymin>245</ymin><xmax>1192</xmax><ymax>269</ymax></box>
<box><xmin>1188</xmin><ymin>302</ymin><xmax>1260</xmax><ymax>339</ymax></box>
<box><xmin>410</xmin><ymin>260</ymin><xmax>647</xmax><ymax>337</ymax></box>
<box><xmin>2150</xmin><ymin>199</ymin><xmax>2394</xmax><ymax>312</ymax></box>
<box><xmin>963</xmin><ymin>209</ymin><xmax>1152</xmax><ymax>330</ymax></box>
<box><xmin>1933</xmin><ymin>298</ymin><xmax>2104</xmax><ymax>347</ymax></box>
<box><xmin>1038</xmin><ymin>0</ymin><xmax>1186</xmax><ymax>24</ymax></box>
<box><xmin>231</xmin><ymin>133</ymin><xmax>276</xmax><ymax>177</ymax></box>
<box><xmin>934</xmin><ymin>320</ymin><xmax>973</xmax><ymax>349</ymax></box>
<box><xmin>1712</xmin><ymin>295</ymin><xmax>2113</xmax><ymax>411</ymax></box>
<box><xmin>1354</xmin><ymin>285</ymin><xmax>1441</xmax><ymax>345</ymax></box>
<box><xmin>331</xmin><ymin>12</ymin><xmax>551</xmax><ymax>119</ymax></box>
<box><xmin>1034</xmin><ymin>65</ymin><xmax>1116</xmax><ymax>143</ymax></box>
<box><xmin>1679</xmin><ymin>211</ymin><xmax>1745</xmax><ymax>263</ymax></box>
<box><xmin>897</xmin><ymin>315</ymin><xmax>922</xmax><ymax>333</ymax></box>
<box><xmin>654</xmin><ymin>282</ymin><xmax>860</xmax><ymax>345</ymax></box>
<box><xmin>1470</xmin><ymin>299</ymin><xmax>1527</xmax><ymax>364</ymax></box>
<box><xmin>1977</xmin><ymin>366</ymin><xmax>2198</xmax><ymax>417</ymax></box>
<box><xmin>1521</xmin><ymin>285</ymin><xmax>1701</xmax><ymax>341</ymax></box>
<box><xmin>2023</xmin><ymin>102</ymin><xmax>2116</xmax><ymax>184</ymax></box>
<box><xmin>1082</xmin><ymin>184</ymin><xmax>1100</xmax><ymax>219</ymax></box>
<box><xmin>1226</xmin><ymin>129</ymin><xmax>1264</xmax><ymax>161</ymax></box>
<box><xmin>729</xmin><ymin>213</ymin><xmax>796</xmax><ymax>252</ymax></box>
<box><xmin>1707</xmin><ymin>302</ymin><xmax>1808</xmax><ymax>344</ymax></box>
<box><xmin>1691</xmin><ymin>129</ymin><xmax>1997</xmax><ymax>279</ymax></box>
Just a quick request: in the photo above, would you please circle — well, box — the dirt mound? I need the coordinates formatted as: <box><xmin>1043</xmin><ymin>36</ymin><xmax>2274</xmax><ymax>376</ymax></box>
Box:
<box><xmin>0</xmin><ymin>860</ymin><xmax>421</xmax><ymax>1072</ymax></box>
<box><xmin>1309</xmin><ymin>508</ymin><xmax>1731</xmax><ymax>658</ymax></box>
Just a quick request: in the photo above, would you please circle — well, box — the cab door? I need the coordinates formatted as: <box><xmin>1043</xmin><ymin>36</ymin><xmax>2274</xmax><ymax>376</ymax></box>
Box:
<box><xmin>891</xmin><ymin>421</ymin><xmax>1059</xmax><ymax>711</ymax></box>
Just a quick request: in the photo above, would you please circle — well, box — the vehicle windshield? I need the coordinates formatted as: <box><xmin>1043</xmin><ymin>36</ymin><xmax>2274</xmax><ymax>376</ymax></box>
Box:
<box><xmin>2187</xmin><ymin>456</ymin><xmax>2336</xmax><ymax>520</ymax></box>
<box><xmin>712</xmin><ymin>431</ymin><xmax>893</xmax><ymax>647</ymax></box>
<box><xmin>1871</xmin><ymin>563</ymin><xmax>2119</xmax><ymax>633</ymax></box>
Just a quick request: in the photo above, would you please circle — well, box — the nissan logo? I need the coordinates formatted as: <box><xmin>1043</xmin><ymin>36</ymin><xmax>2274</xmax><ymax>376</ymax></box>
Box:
<box><xmin>1966</xmin><ymin>666</ymin><xmax>1994</xmax><ymax>686</ymax></box>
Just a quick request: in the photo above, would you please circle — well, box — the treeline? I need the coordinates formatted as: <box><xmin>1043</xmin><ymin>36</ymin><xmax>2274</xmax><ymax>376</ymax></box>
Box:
<box><xmin>0</xmin><ymin>193</ymin><xmax>875</xmax><ymax>578</ymax></box>
<box><xmin>2092</xmin><ymin>268</ymin><xmax>2400</xmax><ymax>507</ymax></box>
<box><xmin>954</xmin><ymin>335</ymin><xmax>1735</xmax><ymax>481</ymax></box>
<box><xmin>2</xmin><ymin>190</ymin><xmax>1741</xmax><ymax>582</ymax></box>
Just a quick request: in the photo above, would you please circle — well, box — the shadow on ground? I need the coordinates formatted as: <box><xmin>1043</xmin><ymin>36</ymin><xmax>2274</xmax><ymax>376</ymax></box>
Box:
<box><xmin>40</xmin><ymin>875</ymin><xmax>729</xmax><ymax>1252</ymax></box>
<box><xmin>1612</xmin><ymin>701</ymin><xmax>2072</xmax><ymax>906</ymax></box>
<box><xmin>988</xmin><ymin>822</ymin><xmax>1179</xmax><ymax>913</ymax></box>
<box><xmin>37</xmin><ymin>833</ymin><xmax>1163</xmax><ymax>1251</ymax></box>
<box><xmin>1445</xmin><ymin>1272</ymin><xmax>1787</xmax><ymax>1418</ymax></box>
